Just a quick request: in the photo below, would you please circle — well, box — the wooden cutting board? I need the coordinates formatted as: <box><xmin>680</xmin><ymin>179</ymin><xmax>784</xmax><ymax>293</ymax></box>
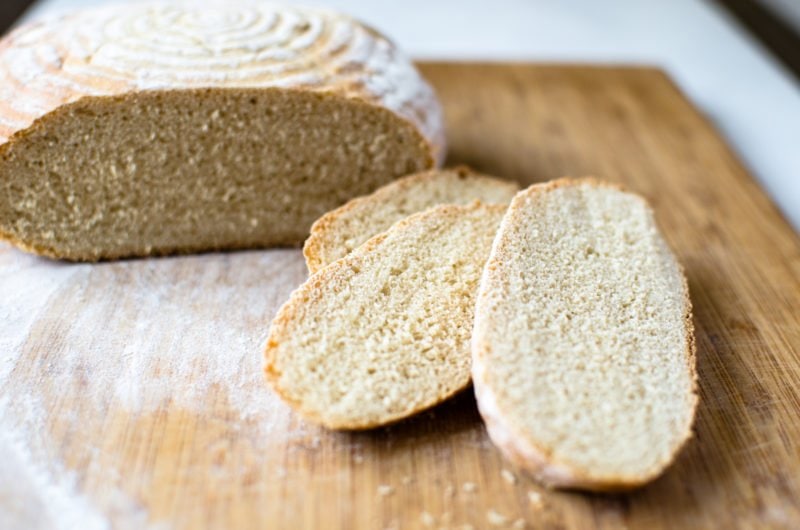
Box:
<box><xmin>1</xmin><ymin>63</ymin><xmax>799</xmax><ymax>530</ymax></box>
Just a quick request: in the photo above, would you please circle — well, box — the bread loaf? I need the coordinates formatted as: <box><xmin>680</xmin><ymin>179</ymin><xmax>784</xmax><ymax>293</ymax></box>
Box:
<box><xmin>303</xmin><ymin>166</ymin><xmax>518</xmax><ymax>273</ymax></box>
<box><xmin>265</xmin><ymin>202</ymin><xmax>506</xmax><ymax>429</ymax></box>
<box><xmin>0</xmin><ymin>2</ymin><xmax>444</xmax><ymax>260</ymax></box>
<box><xmin>472</xmin><ymin>178</ymin><xmax>697</xmax><ymax>491</ymax></box>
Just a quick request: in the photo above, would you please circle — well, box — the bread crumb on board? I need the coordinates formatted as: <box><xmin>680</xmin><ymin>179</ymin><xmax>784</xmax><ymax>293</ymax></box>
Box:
<box><xmin>528</xmin><ymin>490</ymin><xmax>543</xmax><ymax>507</ymax></box>
<box><xmin>501</xmin><ymin>468</ymin><xmax>517</xmax><ymax>484</ymax></box>
<box><xmin>487</xmin><ymin>509</ymin><xmax>508</xmax><ymax>526</ymax></box>
<box><xmin>420</xmin><ymin>511</ymin><xmax>435</xmax><ymax>527</ymax></box>
<box><xmin>377</xmin><ymin>485</ymin><xmax>395</xmax><ymax>496</ymax></box>
<box><xmin>512</xmin><ymin>518</ymin><xmax>527</xmax><ymax>529</ymax></box>
<box><xmin>462</xmin><ymin>481</ymin><xmax>478</xmax><ymax>493</ymax></box>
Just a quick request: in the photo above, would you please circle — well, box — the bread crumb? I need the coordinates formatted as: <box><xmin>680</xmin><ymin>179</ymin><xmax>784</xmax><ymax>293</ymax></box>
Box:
<box><xmin>420</xmin><ymin>511</ymin><xmax>435</xmax><ymax>527</ymax></box>
<box><xmin>401</xmin><ymin>476</ymin><xmax>413</xmax><ymax>485</ymax></box>
<box><xmin>377</xmin><ymin>485</ymin><xmax>394</xmax><ymax>496</ymax></box>
<box><xmin>528</xmin><ymin>490</ymin><xmax>543</xmax><ymax>507</ymax></box>
<box><xmin>487</xmin><ymin>509</ymin><xmax>508</xmax><ymax>526</ymax></box>
<box><xmin>512</xmin><ymin>518</ymin><xmax>526</xmax><ymax>529</ymax></box>
<box><xmin>275</xmin><ymin>467</ymin><xmax>287</xmax><ymax>478</ymax></box>
<box><xmin>501</xmin><ymin>469</ymin><xmax>517</xmax><ymax>485</ymax></box>
<box><xmin>353</xmin><ymin>454</ymin><xmax>364</xmax><ymax>464</ymax></box>
<box><xmin>462</xmin><ymin>482</ymin><xmax>477</xmax><ymax>493</ymax></box>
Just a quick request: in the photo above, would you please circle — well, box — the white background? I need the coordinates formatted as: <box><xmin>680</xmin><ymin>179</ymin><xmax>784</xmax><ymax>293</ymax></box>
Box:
<box><xmin>24</xmin><ymin>0</ymin><xmax>800</xmax><ymax>230</ymax></box>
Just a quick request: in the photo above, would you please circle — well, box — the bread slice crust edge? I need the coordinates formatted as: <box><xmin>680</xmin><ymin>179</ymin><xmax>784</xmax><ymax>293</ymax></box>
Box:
<box><xmin>303</xmin><ymin>166</ymin><xmax>518</xmax><ymax>273</ymax></box>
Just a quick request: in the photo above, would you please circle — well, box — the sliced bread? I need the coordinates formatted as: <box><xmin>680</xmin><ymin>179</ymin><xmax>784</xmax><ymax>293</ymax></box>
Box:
<box><xmin>472</xmin><ymin>178</ymin><xmax>697</xmax><ymax>491</ymax></box>
<box><xmin>303</xmin><ymin>166</ymin><xmax>519</xmax><ymax>273</ymax></box>
<box><xmin>265</xmin><ymin>202</ymin><xmax>506</xmax><ymax>429</ymax></box>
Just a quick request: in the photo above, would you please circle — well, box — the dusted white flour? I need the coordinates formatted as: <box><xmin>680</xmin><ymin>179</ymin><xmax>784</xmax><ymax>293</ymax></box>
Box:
<box><xmin>0</xmin><ymin>1</ymin><xmax>444</xmax><ymax>156</ymax></box>
<box><xmin>0</xmin><ymin>245</ymin><xmax>312</xmax><ymax>528</ymax></box>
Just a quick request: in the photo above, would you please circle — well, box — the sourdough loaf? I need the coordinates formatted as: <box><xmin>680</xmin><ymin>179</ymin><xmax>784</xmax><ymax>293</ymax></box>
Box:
<box><xmin>0</xmin><ymin>2</ymin><xmax>444</xmax><ymax>260</ymax></box>
<box><xmin>303</xmin><ymin>166</ymin><xmax>518</xmax><ymax>273</ymax></box>
<box><xmin>472</xmin><ymin>178</ymin><xmax>697</xmax><ymax>491</ymax></box>
<box><xmin>265</xmin><ymin>202</ymin><xmax>506</xmax><ymax>429</ymax></box>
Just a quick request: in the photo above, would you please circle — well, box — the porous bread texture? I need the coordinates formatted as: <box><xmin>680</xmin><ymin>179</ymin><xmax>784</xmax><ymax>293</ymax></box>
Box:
<box><xmin>472</xmin><ymin>178</ymin><xmax>697</xmax><ymax>491</ymax></box>
<box><xmin>265</xmin><ymin>202</ymin><xmax>507</xmax><ymax>430</ymax></box>
<box><xmin>0</xmin><ymin>89</ymin><xmax>433</xmax><ymax>260</ymax></box>
<box><xmin>303</xmin><ymin>166</ymin><xmax>519</xmax><ymax>273</ymax></box>
<box><xmin>0</xmin><ymin>2</ymin><xmax>444</xmax><ymax>260</ymax></box>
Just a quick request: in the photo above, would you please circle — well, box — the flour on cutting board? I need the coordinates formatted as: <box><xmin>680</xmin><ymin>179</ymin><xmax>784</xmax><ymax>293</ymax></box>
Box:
<box><xmin>3</xmin><ymin>247</ymin><xmax>307</xmax><ymax>419</ymax></box>
<box><xmin>0</xmin><ymin>244</ymin><xmax>312</xmax><ymax>528</ymax></box>
<box><xmin>0</xmin><ymin>247</ymin><xmax>81</xmax><ymax>384</ymax></box>
<box><xmin>0</xmin><ymin>408</ymin><xmax>109</xmax><ymax>530</ymax></box>
<box><xmin>104</xmin><ymin>250</ymin><xmax>305</xmax><ymax>420</ymax></box>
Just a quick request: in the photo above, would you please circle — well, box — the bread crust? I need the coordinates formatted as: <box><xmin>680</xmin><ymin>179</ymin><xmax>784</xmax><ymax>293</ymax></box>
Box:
<box><xmin>266</xmin><ymin>202</ymin><xmax>508</xmax><ymax>430</ymax></box>
<box><xmin>471</xmin><ymin>177</ymin><xmax>698</xmax><ymax>491</ymax></box>
<box><xmin>303</xmin><ymin>166</ymin><xmax>519</xmax><ymax>273</ymax></box>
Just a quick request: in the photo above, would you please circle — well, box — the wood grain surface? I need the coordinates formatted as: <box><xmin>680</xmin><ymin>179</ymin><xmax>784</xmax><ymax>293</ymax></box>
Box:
<box><xmin>1</xmin><ymin>63</ymin><xmax>799</xmax><ymax>530</ymax></box>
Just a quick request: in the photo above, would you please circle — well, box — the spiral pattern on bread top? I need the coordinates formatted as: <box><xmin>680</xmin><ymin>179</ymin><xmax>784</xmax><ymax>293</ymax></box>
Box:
<box><xmin>0</xmin><ymin>2</ymin><xmax>443</xmax><ymax>153</ymax></box>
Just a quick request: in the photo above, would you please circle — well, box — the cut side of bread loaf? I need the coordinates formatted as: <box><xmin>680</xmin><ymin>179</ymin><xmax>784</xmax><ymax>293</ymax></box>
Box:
<box><xmin>0</xmin><ymin>3</ymin><xmax>444</xmax><ymax>260</ymax></box>
<box><xmin>303</xmin><ymin>166</ymin><xmax>519</xmax><ymax>273</ymax></box>
<box><xmin>265</xmin><ymin>202</ymin><xmax>506</xmax><ymax>429</ymax></box>
<box><xmin>472</xmin><ymin>178</ymin><xmax>697</xmax><ymax>491</ymax></box>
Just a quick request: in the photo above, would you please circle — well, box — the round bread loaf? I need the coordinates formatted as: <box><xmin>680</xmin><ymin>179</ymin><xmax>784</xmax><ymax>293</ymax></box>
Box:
<box><xmin>0</xmin><ymin>2</ymin><xmax>444</xmax><ymax>260</ymax></box>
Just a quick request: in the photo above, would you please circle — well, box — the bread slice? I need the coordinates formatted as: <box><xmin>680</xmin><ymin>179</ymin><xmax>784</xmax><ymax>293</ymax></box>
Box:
<box><xmin>265</xmin><ymin>202</ymin><xmax>506</xmax><ymax>429</ymax></box>
<box><xmin>472</xmin><ymin>178</ymin><xmax>697</xmax><ymax>491</ymax></box>
<box><xmin>0</xmin><ymin>3</ymin><xmax>443</xmax><ymax>260</ymax></box>
<box><xmin>303</xmin><ymin>166</ymin><xmax>519</xmax><ymax>273</ymax></box>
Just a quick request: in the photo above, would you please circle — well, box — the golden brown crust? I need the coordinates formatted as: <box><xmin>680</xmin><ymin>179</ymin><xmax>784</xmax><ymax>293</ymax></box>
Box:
<box><xmin>471</xmin><ymin>177</ymin><xmax>698</xmax><ymax>491</ymax></box>
<box><xmin>303</xmin><ymin>166</ymin><xmax>518</xmax><ymax>273</ymax></box>
<box><xmin>266</xmin><ymin>202</ymin><xmax>507</xmax><ymax>430</ymax></box>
